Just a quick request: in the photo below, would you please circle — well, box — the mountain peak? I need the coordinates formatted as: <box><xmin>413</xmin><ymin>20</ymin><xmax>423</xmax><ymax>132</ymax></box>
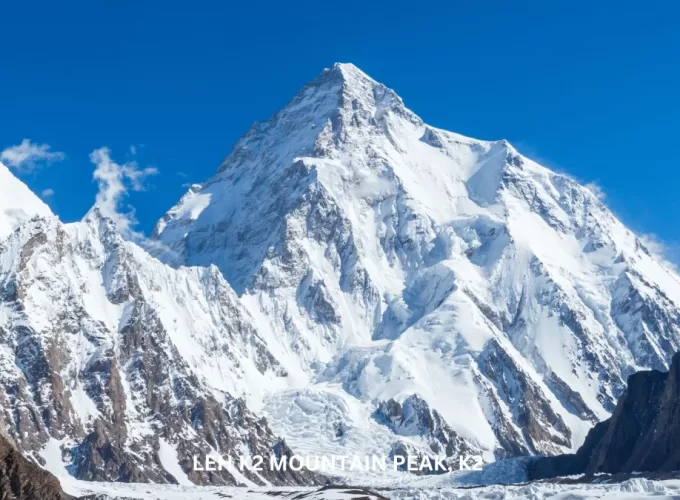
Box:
<box><xmin>328</xmin><ymin>62</ymin><xmax>376</xmax><ymax>85</ymax></box>
<box><xmin>211</xmin><ymin>62</ymin><xmax>420</xmax><ymax>177</ymax></box>
<box><xmin>292</xmin><ymin>62</ymin><xmax>413</xmax><ymax>122</ymax></box>
<box><xmin>331</xmin><ymin>61</ymin><xmax>364</xmax><ymax>72</ymax></box>
<box><xmin>311</xmin><ymin>62</ymin><xmax>376</xmax><ymax>87</ymax></box>
<box><xmin>0</xmin><ymin>161</ymin><xmax>52</xmax><ymax>239</ymax></box>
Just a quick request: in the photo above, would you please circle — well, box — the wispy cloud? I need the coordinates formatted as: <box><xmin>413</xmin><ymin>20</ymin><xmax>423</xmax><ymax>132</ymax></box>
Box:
<box><xmin>511</xmin><ymin>140</ymin><xmax>569</xmax><ymax>174</ymax></box>
<box><xmin>90</xmin><ymin>147</ymin><xmax>158</xmax><ymax>235</ymax></box>
<box><xmin>514</xmin><ymin>140</ymin><xmax>610</xmax><ymax>203</ymax></box>
<box><xmin>176</xmin><ymin>171</ymin><xmax>189</xmax><ymax>178</ymax></box>
<box><xmin>41</xmin><ymin>188</ymin><xmax>55</xmax><ymax>198</ymax></box>
<box><xmin>640</xmin><ymin>233</ymin><xmax>680</xmax><ymax>273</ymax></box>
<box><xmin>88</xmin><ymin>147</ymin><xmax>182</xmax><ymax>263</ymax></box>
<box><xmin>1</xmin><ymin>139</ymin><xmax>65</xmax><ymax>173</ymax></box>
<box><xmin>585</xmin><ymin>182</ymin><xmax>606</xmax><ymax>201</ymax></box>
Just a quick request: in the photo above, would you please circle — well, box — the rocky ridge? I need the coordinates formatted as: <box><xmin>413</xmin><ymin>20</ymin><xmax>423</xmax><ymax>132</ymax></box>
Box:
<box><xmin>529</xmin><ymin>351</ymin><xmax>680</xmax><ymax>479</ymax></box>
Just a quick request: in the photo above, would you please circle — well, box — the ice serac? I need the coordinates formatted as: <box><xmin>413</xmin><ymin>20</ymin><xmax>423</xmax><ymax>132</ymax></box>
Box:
<box><xmin>0</xmin><ymin>200</ymin><xmax>321</xmax><ymax>486</ymax></box>
<box><xmin>0</xmin><ymin>161</ymin><xmax>52</xmax><ymax>239</ymax></box>
<box><xmin>154</xmin><ymin>62</ymin><xmax>680</xmax><ymax>465</ymax></box>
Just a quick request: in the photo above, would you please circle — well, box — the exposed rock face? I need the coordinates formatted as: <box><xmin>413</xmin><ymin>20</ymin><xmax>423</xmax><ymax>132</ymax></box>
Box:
<box><xmin>377</xmin><ymin>395</ymin><xmax>480</xmax><ymax>471</ymax></box>
<box><xmin>528</xmin><ymin>351</ymin><xmax>680</xmax><ymax>480</ymax></box>
<box><xmin>0</xmin><ymin>427</ymin><xmax>68</xmax><ymax>500</ymax></box>
<box><xmin>478</xmin><ymin>339</ymin><xmax>572</xmax><ymax>455</ymax></box>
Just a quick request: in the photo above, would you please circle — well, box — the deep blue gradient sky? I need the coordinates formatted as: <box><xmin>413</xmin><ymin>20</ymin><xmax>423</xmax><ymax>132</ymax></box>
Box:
<box><xmin>1</xmin><ymin>1</ymin><xmax>678</xmax><ymax>260</ymax></box>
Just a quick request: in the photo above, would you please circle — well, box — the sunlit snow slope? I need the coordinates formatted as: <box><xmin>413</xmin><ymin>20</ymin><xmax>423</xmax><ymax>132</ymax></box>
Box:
<box><xmin>0</xmin><ymin>161</ymin><xmax>52</xmax><ymax>238</ymax></box>
<box><xmin>154</xmin><ymin>63</ymin><xmax>680</xmax><ymax>466</ymax></box>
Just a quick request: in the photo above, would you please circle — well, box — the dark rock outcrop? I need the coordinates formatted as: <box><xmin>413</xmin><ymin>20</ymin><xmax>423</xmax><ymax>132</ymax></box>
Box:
<box><xmin>376</xmin><ymin>394</ymin><xmax>480</xmax><ymax>473</ymax></box>
<box><xmin>528</xmin><ymin>351</ymin><xmax>680</xmax><ymax>480</ymax></box>
<box><xmin>0</xmin><ymin>429</ymin><xmax>68</xmax><ymax>500</ymax></box>
<box><xmin>479</xmin><ymin>339</ymin><xmax>572</xmax><ymax>455</ymax></box>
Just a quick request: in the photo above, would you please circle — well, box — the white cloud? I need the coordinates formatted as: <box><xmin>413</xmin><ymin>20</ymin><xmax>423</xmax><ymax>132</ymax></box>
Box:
<box><xmin>176</xmin><ymin>171</ymin><xmax>189</xmax><ymax>178</ymax></box>
<box><xmin>1</xmin><ymin>139</ymin><xmax>65</xmax><ymax>172</ymax></box>
<box><xmin>41</xmin><ymin>188</ymin><xmax>55</xmax><ymax>198</ymax></box>
<box><xmin>640</xmin><ymin>233</ymin><xmax>680</xmax><ymax>273</ymax></box>
<box><xmin>640</xmin><ymin>233</ymin><xmax>664</xmax><ymax>257</ymax></box>
<box><xmin>585</xmin><ymin>182</ymin><xmax>606</xmax><ymax>201</ymax></box>
<box><xmin>90</xmin><ymin>147</ymin><xmax>158</xmax><ymax>235</ymax></box>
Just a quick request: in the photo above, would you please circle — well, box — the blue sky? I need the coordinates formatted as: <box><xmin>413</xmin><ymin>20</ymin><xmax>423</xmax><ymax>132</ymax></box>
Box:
<box><xmin>0</xmin><ymin>1</ymin><xmax>678</xmax><ymax>261</ymax></box>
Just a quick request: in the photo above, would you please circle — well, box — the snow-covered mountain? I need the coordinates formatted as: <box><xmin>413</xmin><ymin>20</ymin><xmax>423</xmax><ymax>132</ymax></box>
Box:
<box><xmin>153</xmin><ymin>63</ymin><xmax>680</xmax><ymax>467</ymax></box>
<box><xmin>2</xmin><ymin>63</ymin><xmax>680</xmax><ymax>489</ymax></box>
<box><xmin>0</xmin><ymin>162</ymin><xmax>52</xmax><ymax>239</ymax></box>
<box><xmin>0</xmin><ymin>181</ymin><xmax>318</xmax><ymax>486</ymax></box>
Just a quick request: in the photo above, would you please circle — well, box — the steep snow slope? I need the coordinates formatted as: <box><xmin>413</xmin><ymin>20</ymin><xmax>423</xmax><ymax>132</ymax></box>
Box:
<box><xmin>154</xmin><ymin>63</ymin><xmax>680</xmax><ymax>463</ymax></box>
<box><xmin>0</xmin><ymin>161</ymin><xmax>52</xmax><ymax>238</ymax></box>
